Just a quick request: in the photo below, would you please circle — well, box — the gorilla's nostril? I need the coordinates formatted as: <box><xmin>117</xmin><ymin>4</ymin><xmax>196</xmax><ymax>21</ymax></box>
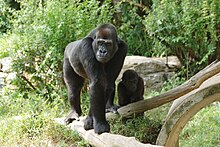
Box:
<box><xmin>100</xmin><ymin>49</ymin><xmax>106</xmax><ymax>54</ymax></box>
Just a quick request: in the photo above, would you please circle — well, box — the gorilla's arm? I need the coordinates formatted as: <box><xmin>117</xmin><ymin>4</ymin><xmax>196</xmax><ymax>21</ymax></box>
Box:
<box><xmin>118</xmin><ymin>81</ymin><xmax>130</xmax><ymax>106</ymax></box>
<box><xmin>130</xmin><ymin>76</ymin><xmax>144</xmax><ymax>102</ymax></box>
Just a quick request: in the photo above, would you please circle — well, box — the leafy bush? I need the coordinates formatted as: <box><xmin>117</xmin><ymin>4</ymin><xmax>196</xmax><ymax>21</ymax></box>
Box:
<box><xmin>0</xmin><ymin>1</ymin><xmax>11</xmax><ymax>33</ymax></box>
<box><xmin>4</xmin><ymin>0</ymin><xmax>220</xmax><ymax>96</ymax></box>
<box><xmin>144</xmin><ymin>0</ymin><xmax>220</xmax><ymax>75</ymax></box>
<box><xmin>117</xmin><ymin>2</ymin><xmax>150</xmax><ymax>56</ymax></box>
<box><xmin>9</xmin><ymin>0</ymin><xmax>114</xmax><ymax>98</ymax></box>
<box><xmin>108</xmin><ymin>0</ymin><xmax>220</xmax><ymax>76</ymax></box>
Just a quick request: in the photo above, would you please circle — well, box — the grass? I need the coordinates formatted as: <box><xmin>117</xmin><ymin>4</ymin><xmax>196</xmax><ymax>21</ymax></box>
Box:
<box><xmin>180</xmin><ymin>104</ymin><xmax>220</xmax><ymax>147</ymax></box>
<box><xmin>0</xmin><ymin>34</ymin><xmax>20</xmax><ymax>58</ymax></box>
<box><xmin>0</xmin><ymin>89</ymin><xmax>90</xmax><ymax>147</ymax></box>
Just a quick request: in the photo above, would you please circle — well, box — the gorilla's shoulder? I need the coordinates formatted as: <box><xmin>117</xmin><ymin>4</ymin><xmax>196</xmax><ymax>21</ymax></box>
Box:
<box><xmin>81</xmin><ymin>37</ymin><xmax>93</xmax><ymax>44</ymax></box>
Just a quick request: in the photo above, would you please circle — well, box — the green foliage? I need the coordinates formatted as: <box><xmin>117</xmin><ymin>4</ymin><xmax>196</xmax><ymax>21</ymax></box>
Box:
<box><xmin>0</xmin><ymin>34</ymin><xmax>19</xmax><ymax>58</ymax></box>
<box><xmin>110</xmin><ymin>116</ymin><xmax>162</xmax><ymax>144</ymax></box>
<box><xmin>2</xmin><ymin>0</ymin><xmax>219</xmax><ymax>96</ymax></box>
<box><xmin>144</xmin><ymin>0</ymin><xmax>220</xmax><ymax>74</ymax></box>
<box><xmin>0</xmin><ymin>0</ymin><xmax>14</xmax><ymax>33</ymax></box>
<box><xmin>117</xmin><ymin>1</ymin><xmax>151</xmax><ymax>56</ymax></box>
<box><xmin>161</xmin><ymin>72</ymin><xmax>186</xmax><ymax>91</ymax></box>
<box><xmin>8</xmin><ymin>0</ymin><xmax>113</xmax><ymax>98</ymax></box>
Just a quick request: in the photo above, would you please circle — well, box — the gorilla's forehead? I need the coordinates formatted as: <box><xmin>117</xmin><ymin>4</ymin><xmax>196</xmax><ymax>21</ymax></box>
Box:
<box><xmin>97</xmin><ymin>28</ymin><xmax>115</xmax><ymax>39</ymax></box>
<box><xmin>123</xmin><ymin>70</ymin><xmax>138</xmax><ymax>79</ymax></box>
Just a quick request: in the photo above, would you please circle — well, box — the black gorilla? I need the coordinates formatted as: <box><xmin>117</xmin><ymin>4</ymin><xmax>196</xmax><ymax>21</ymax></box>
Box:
<box><xmin>63</xmin><ymin>24</ymin><xmax>127</xmax><ymax>134</ymax></box>
<box><xmin>118</xmin><ymin>70</ymin><xmax>144</xmax><ymax>106</ymax></box>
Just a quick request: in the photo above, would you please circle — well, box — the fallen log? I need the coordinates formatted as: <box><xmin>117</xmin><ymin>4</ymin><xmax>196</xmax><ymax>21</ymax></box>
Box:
<box><xmin>156</xmin><ymin>73</ymin><xmax>220</xmax><ymax>146</ymax></box>
<box><xmin>55</xmin><ymin>117</ymin><xmax>162</xmax><ymax>147</ymax></box>
<box><xmin>116</xmin><ymin>60</ymin><xmax>220</xmax><ymax>118</ymax></box>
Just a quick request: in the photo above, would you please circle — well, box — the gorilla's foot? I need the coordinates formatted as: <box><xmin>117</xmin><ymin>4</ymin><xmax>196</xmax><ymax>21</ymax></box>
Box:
<box><xmin>84</xmin><ymin>116</ymin><xmax>94</xmax><ymax>130</ymax></box>
<box><xmin>106</xmin><ymin>105</ymin><xmax>120</xmax><ymax>113</ymax></box>
<box><xmin>64</xmin><ymin>110</ymin><xmax>80</xmax><ymax>125</ymax></box>
<box><xmin>94</xmin><ymin>120</ymin><xmax>110</xmax><ymax>134</ymax></box>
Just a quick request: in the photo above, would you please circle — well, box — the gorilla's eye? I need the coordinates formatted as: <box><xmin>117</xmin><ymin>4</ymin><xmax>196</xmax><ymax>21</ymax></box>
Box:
<box><xmin>106</xmin><ymin>42</ymin><xmax>112</xmax><ymax>46</ymax></box>
<box><xmin>97</xmin><ymin>40</ymin><xmax>105</xmax><ymax>45</ymax></box>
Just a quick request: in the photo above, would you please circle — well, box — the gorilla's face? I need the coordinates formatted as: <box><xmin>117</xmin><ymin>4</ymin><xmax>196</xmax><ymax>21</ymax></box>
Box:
<box><xmin>122</xmin><ymin>70</ymin><xmax>139</xmax><ymax>92</ymax></box>
<box><xmin>93</xmin><ymin>28</ymin><xmax>118</xmax><ymax>63</ymax></box>
<box><xmin>95</xmin><ymin>38</ymin><xmax>113</xmax><ymax>63</ymax></box>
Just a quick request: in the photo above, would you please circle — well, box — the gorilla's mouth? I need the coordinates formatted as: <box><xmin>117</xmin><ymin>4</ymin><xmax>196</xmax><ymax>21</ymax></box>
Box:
<box><xmin>96</xmin><ymin>50</ymin><xmax>110</xmax><ymax>62</ymax></box>
<box><xmin>97</xmin><ymin>54</ymin><xmax>107</xmax><ymax>58</ymax></box>
<box><xmin>96</xmin><ymin>56</ymin><xmax>110</xmax><ymax>63</ymax></box>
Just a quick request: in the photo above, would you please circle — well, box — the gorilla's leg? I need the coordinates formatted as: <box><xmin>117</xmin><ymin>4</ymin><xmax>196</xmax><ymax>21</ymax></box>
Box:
<box><xmin>63</xmin><ymin>58</ymin><xmax>84</xmax><ymax>124</ymax></box>
<box><xmin>105</xmin><ymin>83</ymin><xmax>119</xmax><ymax>113</ymax></box>
<box><xmin>105</xmin><ymin>41</ymin><xmax>127</xmax><ymax>113</ymax></box>
<box><xmin>84</xmin><ymin>109</ymin><xmax>93</xmax><ymax>130</ymax></box>
<box><xmin>87</xmin><ymin>79</ymin><xmax>110</xmax><ymax>134</ymax></box>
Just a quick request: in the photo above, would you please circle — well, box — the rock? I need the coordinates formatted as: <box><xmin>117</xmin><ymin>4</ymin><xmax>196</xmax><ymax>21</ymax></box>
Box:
<box><xmin>0</xmin><ymin>78</ymin><xmax>4</xmax><ymax>89</ymax></box>
<box><xmin>0</xmin><ymin>57</ymin><xmax>14</xmax><ymax>91</ymax></box>
<box><xmin>6</xmin><ymin>72</ymin><xmax>16</xmax><ymax>84</ymax></box>
<box><xmin>119</xmin><ymin>56</ymin><xmax>181</xmax><ymax>93</ymax></box>
<box><xmin>0</xmin><ymin>57</ymin><xmax>12</xmax><ymax>72</ymax></box>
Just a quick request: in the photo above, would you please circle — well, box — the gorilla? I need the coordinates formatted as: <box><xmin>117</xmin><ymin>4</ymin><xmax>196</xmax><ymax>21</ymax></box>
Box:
<box><xmin>118</xmin><ymin>70</ymin><xmax>144</xmax><ymax>107</ymax></box>
<box><xmin>63</xmin><ymin>23</ymin><xmax>127</xmax><ymax>134</ymax></box>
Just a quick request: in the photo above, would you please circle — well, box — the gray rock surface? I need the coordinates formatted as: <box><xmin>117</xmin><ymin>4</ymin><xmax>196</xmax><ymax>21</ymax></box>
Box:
<box><xmin>0</xmin><ymin>57</ymin><xmax>15</xmax><ymax>92</ymax></box>
<box><xmin>119</xmin><ymin>56</ymin><xmax>181</xmax><ymax>93</ymax></box>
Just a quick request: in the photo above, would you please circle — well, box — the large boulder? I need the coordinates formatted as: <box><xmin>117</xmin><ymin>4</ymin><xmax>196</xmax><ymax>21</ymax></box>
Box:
<box><xmin>0</xmin><ymin>57</ymin><xmax>16</xmax><ymax>90</ymax></box>
<box><xmin>0</xmin><ymin>57</ymin><xmax>12</xmax><ymax>72</ymax></box>
<box><xmin>119</xmin><ymin>56</ymin><xmax>181</xmax><ymax>94</ymax></box>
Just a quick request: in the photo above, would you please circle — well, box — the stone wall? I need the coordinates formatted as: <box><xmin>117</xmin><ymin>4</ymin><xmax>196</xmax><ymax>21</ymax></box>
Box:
<box><xmin>118</xmin><ymin>56</ymin><xmax>181</xmax><ymax>94</ymax></box>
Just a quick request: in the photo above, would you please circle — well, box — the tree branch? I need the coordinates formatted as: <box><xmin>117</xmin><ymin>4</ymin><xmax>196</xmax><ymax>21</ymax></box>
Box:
<box><xmin>20</xmin><ymin>75</ymin><xmax>36</xmax><ymax>90</ymax></box>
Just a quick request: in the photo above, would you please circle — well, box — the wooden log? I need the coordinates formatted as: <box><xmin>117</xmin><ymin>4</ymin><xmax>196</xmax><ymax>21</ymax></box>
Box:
<box><xmin>156</xmin><ymin>73</ymin><xmax>220</xmax><ymax>146</ymax></box>
<box><xmin>55</xmin><ymin>117</ymin><xmax>162</xmax><ymax>147</ymax></box>
<box><xmin>116</xmin><ymin>60</ymin><xmax>220</xmax><ymax>118</ymax></box>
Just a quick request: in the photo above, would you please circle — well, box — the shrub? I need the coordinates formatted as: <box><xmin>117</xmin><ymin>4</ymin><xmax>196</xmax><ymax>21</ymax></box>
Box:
<box><xmin>0</xmin><ymin>0</ymin><xmax>12</xmax><ymax>33</ymax></box>
<box><xmin>116</xmin><ymin>1</ymin><xmax>152</xmax><ymax>56</ymax></box>
<box><xmin>144</xmin><ymin>0</ymin><xmax>220</xmax><ymax>75</ymax></box>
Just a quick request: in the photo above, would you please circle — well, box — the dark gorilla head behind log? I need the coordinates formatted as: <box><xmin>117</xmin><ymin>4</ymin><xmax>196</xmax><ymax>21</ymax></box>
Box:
<box><xmin>122</xmin><ymin>70</ymin><xmax>139</xmax><ymax>92</ymax></box>
<box><xmin>118</xmin><ymin>70</ymin><xmax>144</xmax><ymax>107</ymax></box>
<box><xmin>63</xmin><ymin>23</ymin><xmax>127</xmax><ymax>134</ymax></box>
